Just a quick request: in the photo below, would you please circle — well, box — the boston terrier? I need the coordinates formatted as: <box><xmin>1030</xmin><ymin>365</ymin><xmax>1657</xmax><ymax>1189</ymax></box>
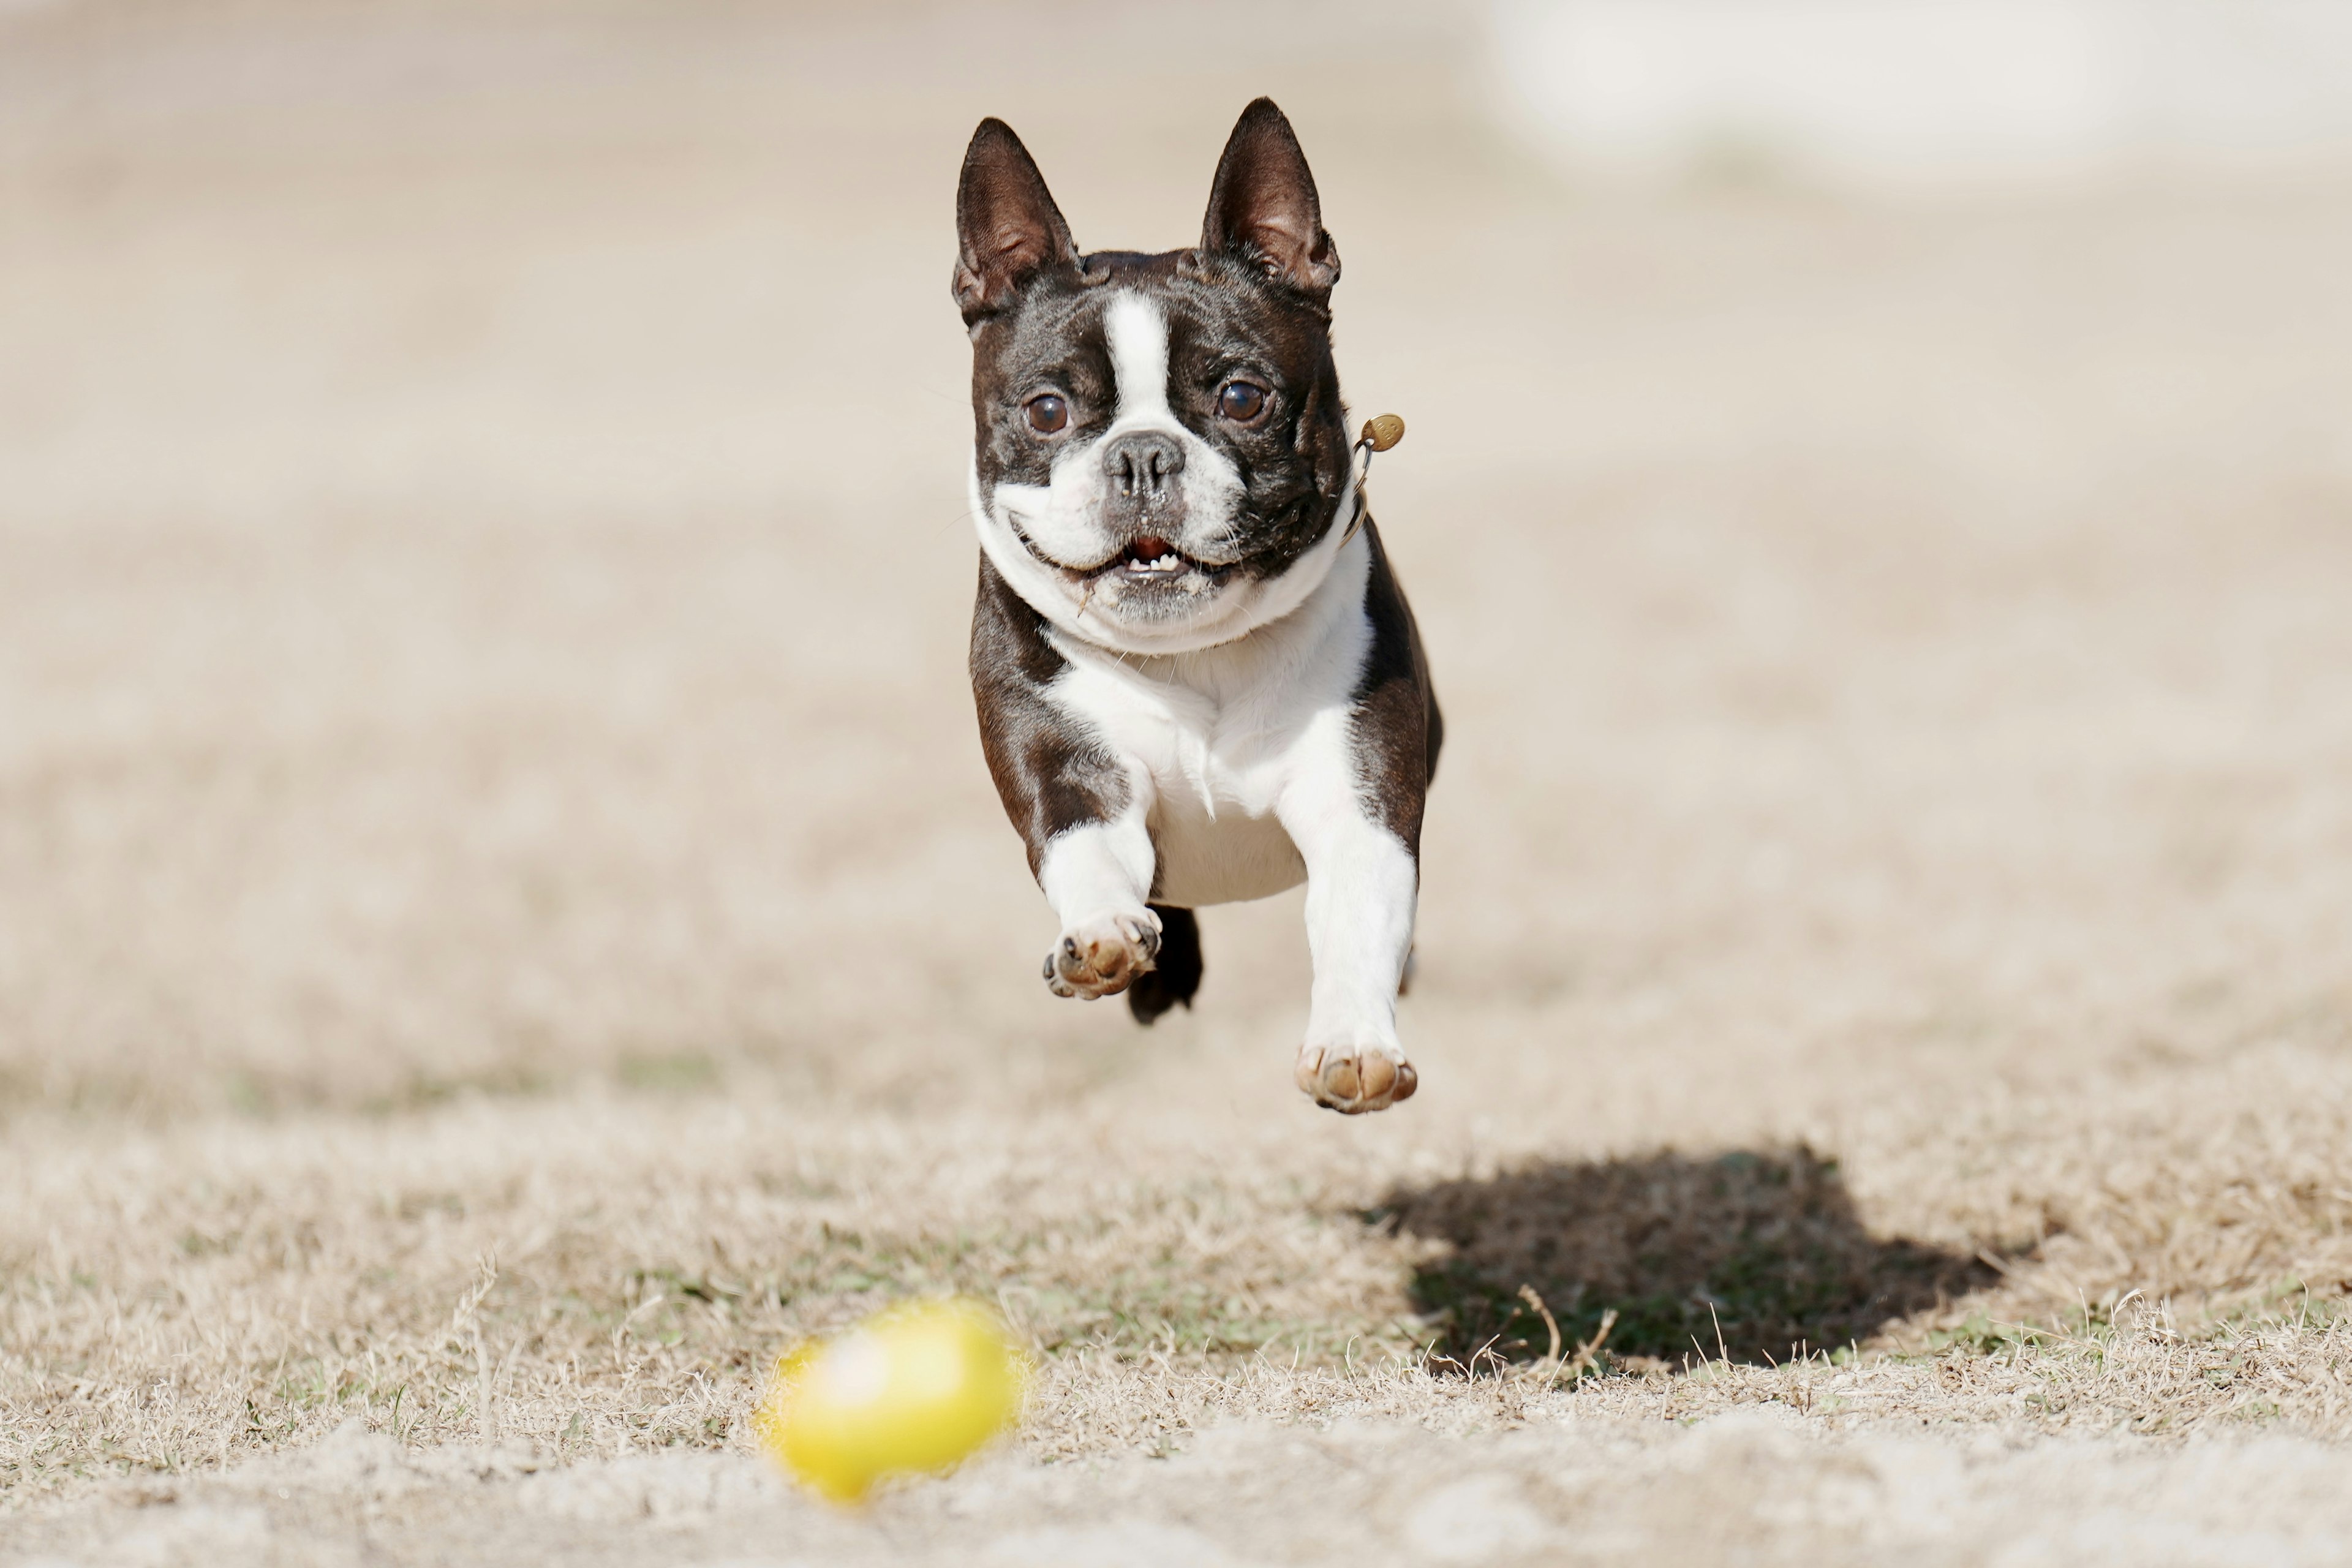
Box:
<box><xmin>954</xmin><ymin>99</ymin><xmax>1441</xmax><ymax>1115</ymax></box>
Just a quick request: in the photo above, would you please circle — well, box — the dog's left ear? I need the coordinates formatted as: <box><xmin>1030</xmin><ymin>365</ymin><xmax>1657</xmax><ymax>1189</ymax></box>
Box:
<box><xmin>955</xmin><ymin>118</ymin><xmax>1080</xmax><ymax>326</ymax></box>
<box><xmin>1200</xmin><ymin>98</ymin><xmax>1340</xmax><ymax>301</ymax></box>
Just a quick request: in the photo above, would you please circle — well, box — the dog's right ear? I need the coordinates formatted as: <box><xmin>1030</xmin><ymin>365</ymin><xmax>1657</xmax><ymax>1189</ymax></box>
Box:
<box><xmin>954</xmin><ymin>119</ymin><xmax>1080</xmax><ymax>326</ymax></box>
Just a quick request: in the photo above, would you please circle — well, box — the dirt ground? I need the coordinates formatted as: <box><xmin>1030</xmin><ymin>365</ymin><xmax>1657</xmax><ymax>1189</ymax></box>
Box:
<box><xmin>6</xmin><ymin>3</ymin><xmax>2352</xmax><ymax>1563</ymax></box>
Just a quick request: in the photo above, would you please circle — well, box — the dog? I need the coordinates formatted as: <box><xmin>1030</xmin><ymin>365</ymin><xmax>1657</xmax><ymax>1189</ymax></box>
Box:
<box><xmin>954</xmin><ymin>99</ymin><xmax>1441</xmax><ymax>1115</ymax></box>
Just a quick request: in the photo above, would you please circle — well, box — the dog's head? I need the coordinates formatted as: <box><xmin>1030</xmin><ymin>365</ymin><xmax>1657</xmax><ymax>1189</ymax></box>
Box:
<box><xmin>956</xmin><ymin>99</ymin><xmax>1356</xmax><ymax>654</ymax></box>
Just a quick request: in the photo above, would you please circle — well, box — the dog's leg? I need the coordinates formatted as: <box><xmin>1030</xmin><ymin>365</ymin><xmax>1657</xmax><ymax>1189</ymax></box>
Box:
<box><xmin>1278</xmin><ymin>771</ymin><xmax>1420</xmax><ymax>1114</ymax></box>
<box><xmin>1036</xmin><ymin>808</ymin><xmax>1161</xmax><ymax>1001</ymax></box>
<box><xmin>971</xmin><ymin>557</ymin><xmax>1169</xmax><ymax>1004</ymax></box>
<box><xmin>1277</xmin><ymin>524</ymin><xmax>1435</xmax><ymax>1114</ymax></box>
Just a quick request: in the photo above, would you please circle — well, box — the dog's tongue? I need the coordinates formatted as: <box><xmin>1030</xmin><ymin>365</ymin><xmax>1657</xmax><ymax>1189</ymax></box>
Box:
<box><xmin>1129</xmin><ymin>536</ymin><xmax>1174</xmax><ymax>563</ymax></box>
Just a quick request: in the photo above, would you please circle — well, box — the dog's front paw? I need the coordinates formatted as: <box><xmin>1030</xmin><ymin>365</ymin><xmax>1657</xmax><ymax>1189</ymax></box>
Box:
<box><xmin>1294</xmin><ymin>1044</ymin><xmax>1417</xmax><ymax>1114</ymax></box>
<box><xmin>1042</xmin><ymin>910</ymin><xmax>1162</xmax><ymax>1000</ymax></box>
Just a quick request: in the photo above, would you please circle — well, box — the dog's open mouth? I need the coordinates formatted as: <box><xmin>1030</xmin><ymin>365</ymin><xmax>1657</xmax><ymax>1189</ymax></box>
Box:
<box><xmin>1010</xmin><ymin>521</ymin><xmax>1229</xmax><ymax>586</ymax></box>
<box><xmin>1111</xmin><ymin>535</ymin><xmax>1199</xmax><ymax>579</ymax></box>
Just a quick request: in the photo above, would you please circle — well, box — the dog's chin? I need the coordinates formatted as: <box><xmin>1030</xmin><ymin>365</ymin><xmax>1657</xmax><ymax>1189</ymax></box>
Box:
<box><xmin>1017</xmin><ymin>527</ymin><xmax>1240</xmax><ymax>628</ymax></box>
<box><xmin>1082</xmin><ymin>561</ymin><xmax>1235</xmax><ymax>625</ymax></box>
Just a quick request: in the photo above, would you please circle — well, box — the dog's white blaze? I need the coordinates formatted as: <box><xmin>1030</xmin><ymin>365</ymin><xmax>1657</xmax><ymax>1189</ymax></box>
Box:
<box><xmin>1102</xmin><ymin>292</ymin><xmax>1172</xmax><ymax>424</ymax></box>
<box><xmin>1036</xmin><ymin>530</ymin><xmax>1418</xmax><ymax>1054</ymax></box>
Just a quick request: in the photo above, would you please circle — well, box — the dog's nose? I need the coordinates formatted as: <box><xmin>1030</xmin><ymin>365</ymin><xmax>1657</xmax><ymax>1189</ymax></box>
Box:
<box><xmin>1099</xmin><ymin>431</ymin><xmax>1185</xmax><ymax>502</ymax></box>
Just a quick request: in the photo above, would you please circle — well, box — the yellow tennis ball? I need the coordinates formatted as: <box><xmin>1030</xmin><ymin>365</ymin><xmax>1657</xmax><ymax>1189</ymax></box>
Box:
<box><xmin>755</xmin><ymin>1298</ymin><xmax>1027</xmax><ymax>1502</ymax></box>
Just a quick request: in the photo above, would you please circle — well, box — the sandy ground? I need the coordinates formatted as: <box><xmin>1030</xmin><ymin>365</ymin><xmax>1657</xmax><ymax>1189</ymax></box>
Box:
<box><xmin>6</xmin><ymin>2</ymin><xmax>2352</xmax><ymax>1562</ymax></box>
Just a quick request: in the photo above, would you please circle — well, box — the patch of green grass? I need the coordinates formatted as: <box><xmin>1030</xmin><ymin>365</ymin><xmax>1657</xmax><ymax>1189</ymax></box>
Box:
<box><xmin>552</xmin><ymin>1218</ymin><xmax>1395</xmax><ymax>1374</ymax></box>
<box><xmin>360</xmin><ymin>1065</ymin><xmax>556</xmax><ymax>1117</ymax></box>
<box><xmin>616</xmin><ymin>1052</ymin><xmax>720</xmax><ymax>1093</ymax></box>
<box><xmin>1924</xmin><ymin>1311</ymin><xmax>2045</xmax><ymax>1357</ymax></box>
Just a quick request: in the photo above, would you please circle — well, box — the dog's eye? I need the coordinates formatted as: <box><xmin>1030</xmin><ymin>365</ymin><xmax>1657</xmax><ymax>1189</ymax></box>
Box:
<box><xmin>1025</xmin><ymin>394</ymin><xmax>1069</xmax><ymax>434</ymax></box>
<box><xmin>1218</xmin><ymin>381</ymin><xmax>1267</xmax><ymax>423</ymax></box>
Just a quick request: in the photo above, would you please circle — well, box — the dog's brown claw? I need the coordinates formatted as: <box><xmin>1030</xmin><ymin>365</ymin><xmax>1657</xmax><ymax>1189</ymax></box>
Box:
<box><xmin>1294</xmin><ymin>1046</ymin><xmax>1418</xmax><ymax>1114</ymax></box>
<box><xmin>1044</xmin><ymin>911</ymin><xmax>1161</xmax><ymax>1001</ymax></box>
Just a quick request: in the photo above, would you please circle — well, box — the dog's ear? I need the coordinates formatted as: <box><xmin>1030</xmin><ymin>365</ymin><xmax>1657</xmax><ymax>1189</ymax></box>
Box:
<box><xmin>954</xmin><ymin>118</ymin><xmax>1080</xmax><ymax>325</ymax></box>
<box><xmin>1200</xmin><ymin>98</ymin><xmax>1339</xmax><ymax>301</ymax></box>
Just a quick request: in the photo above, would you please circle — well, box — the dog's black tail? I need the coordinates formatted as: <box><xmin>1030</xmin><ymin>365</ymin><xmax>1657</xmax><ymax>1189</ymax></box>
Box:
<box><xmin>1129</xmin><ymin>904</ymin><xmax>1202</xmax><ymax>1025</ymax></box>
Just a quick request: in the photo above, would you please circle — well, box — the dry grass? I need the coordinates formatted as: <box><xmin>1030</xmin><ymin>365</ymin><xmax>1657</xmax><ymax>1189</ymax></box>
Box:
<box><xmin>7</xmin><ymin>1055</ymin><xmax>2350</xmax><ymax>1516</ymax></box>
<box><xmin>6</xmin><ymin>2</ymin><xmax>2352</xmax><ymax>1561</ymax></box>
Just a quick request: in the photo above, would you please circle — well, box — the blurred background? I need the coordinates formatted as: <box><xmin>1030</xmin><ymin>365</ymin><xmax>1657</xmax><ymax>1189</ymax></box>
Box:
<box><xmin>1496</xmin><ymin>0</ymin><xmax>2352</xmax><ymax>187</ymax></box>
<box><xmin>2</xmin><ymin>0</ymin><xmax>2349</xmax><ymax>1128</ymax></box>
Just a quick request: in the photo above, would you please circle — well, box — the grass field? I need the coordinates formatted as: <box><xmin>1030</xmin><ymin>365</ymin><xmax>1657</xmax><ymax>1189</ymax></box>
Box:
<box><xmin>5</xmin><ymin>4</ymin><xmax>2352</xmax><ymax>1562</ymax></box>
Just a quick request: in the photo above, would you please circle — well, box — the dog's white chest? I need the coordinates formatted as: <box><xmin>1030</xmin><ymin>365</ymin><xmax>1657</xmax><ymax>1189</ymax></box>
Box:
<box><xmin>1043</xmin><ymin>537</ymin><xmax>1374</xmax><ymax>908</ymax></box>
<box><xmin>1135</xmin><ymin>697</ymin><xmax>1313</xmax><ymax>907</ymax></box>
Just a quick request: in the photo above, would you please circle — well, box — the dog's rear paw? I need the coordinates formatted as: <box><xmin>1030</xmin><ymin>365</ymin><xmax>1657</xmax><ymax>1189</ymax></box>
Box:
<box><xmin>1294</xmin><ymin>1044</ymin><xmax>1418</xmax><ymax>1114</ymax></box>
<box><xmin>1043</xmin><ymin>910</ymin><xmax>1161</xmax><ymax>1000</ymax></box>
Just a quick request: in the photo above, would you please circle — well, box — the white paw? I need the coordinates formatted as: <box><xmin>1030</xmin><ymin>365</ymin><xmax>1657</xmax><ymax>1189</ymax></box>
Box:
<box><xmin>1042</xmin><ymin>910</ymin><xmax>1162</xmax><ymax>1000</ymax></box>
<box><xmin>1294</xmin><ymin>1042</ymin><xmax>1418</xmax><ymax>1114</ymax></box>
